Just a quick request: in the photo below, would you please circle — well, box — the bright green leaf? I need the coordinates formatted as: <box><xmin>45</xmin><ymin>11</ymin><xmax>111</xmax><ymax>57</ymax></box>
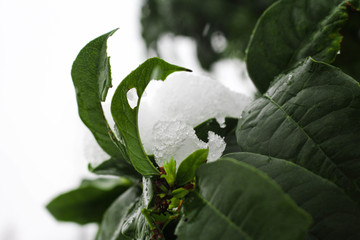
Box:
<box><xmin>161</xmin><ymin>158</ymin><xmax>177</xmax><ymax>187</ymax></box>
<box><xmin>175</xmin><ymin>159</ymin><xmax>312</xmax><ymax>240</ymax></box>
<box><xmin>96</xmin><ymin>186</ymin><xmax>141</xmax><ymax>240</ymax></box>
<box><xmin>176</xmin><ymin>149</ymin><xmax>209</xmax><ymax>187</ymax></box>
<box><xmin>236</xmin><ymin>58</ymin><xmax>360</xmax><ymax>202</ymax></box>
<box><xmin>171</xmin><ymin>188</ymin><xmax>189</xmax><ymax>199</ymax></box>
<box><xmin>46</xmin><ymin>178</ymin><xmax>132</xmax><ymax>225</ymax></box>
<box><xmin>71</xmin><ymin>29</ymin><xmax>127</xmax><ymax>159</ymax></box>
<box><xmin>246</xmin><ymin>0</ymin><xmax>359</xmax><ymax>93</ymax></box>
<box><xmin>111</xmin><ymin>57</ymin><xmax>190</xmax><ymax>176</ymax></box>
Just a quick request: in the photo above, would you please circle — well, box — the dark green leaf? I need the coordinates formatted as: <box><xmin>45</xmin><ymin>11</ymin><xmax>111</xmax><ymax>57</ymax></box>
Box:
<box><xmin>111</xmin><ymin>57</ymin><xmax>190</xmax><ymax>176</ymax></box>
<box><xmin>223</xmin><ymin>134</ymin><xmax>242</xmax><ymax>154</ymax></box>
<box><xmin>225</xmin><ymin>152</ymin><xmax>360</xmax><ymax>240</ymax></box>
<box><xmin>89</xmin><ymin>158</ymin><xmax>141</xmax><ymax>182</ymax></box>
<box><xmin>176</xmin><ymin>149</ymin><xmax>208</xmax><ymax>186</ymax></box>
<box><xmin>71</xmin><ymin>29</ymin><xmax>127</xmax><ymax>159</ymax></box>
<box><xmin>46</xmin><ymin>178</ymin><xmax>132</xmax><ymax>224</ymax></box>
<box><xmin>236</xmin><ymin>58</ymin><xmax>360</xmax><ymax>201</ymax></box>
<box><xmin>96</xmin><ymin>186</ymin><xmax>141</xmax><ymax>240</ymax></box>
<box><xmin>194</xmin><ymin>117</ymin><xmax>238</xmax><ymax>142</ymax></box>
<box><xmin>194</xmin><ymin>118</ymin><xmax>241</xmax><ymax>155</ymax></box>
<box><xmin>246</xmin><ymin>0</ymin><xmax>359</xmax><ymax>93</ymax></box>
<box><xmin>175</xmin><ymin>159</ymin><xmax>311</xmax><ymax>240</ymax></box>
<box><xmin>333</xmin><ymin>7</ymin><xmax>360</xmax><ymax>82</ymax></box>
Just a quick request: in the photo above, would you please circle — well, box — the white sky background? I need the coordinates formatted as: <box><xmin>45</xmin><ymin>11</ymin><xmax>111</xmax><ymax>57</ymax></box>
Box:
<box><xmin>0</xmin><ymin>1</ymin><xmax>147</xmax><ymax>239</ymax></box>
<box><xmin>0</xmin><ymin>0</ymin><xmax>256</xmax><ymax>239</ymax></box>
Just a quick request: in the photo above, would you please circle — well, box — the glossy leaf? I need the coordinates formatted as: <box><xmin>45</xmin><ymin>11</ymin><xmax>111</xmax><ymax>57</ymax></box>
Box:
<box><xmin>46</xmin><ymin>178</ymin><xmax>132</xmax><ymax>225</ymax></box>
<box><xmin>120</xmin><ymin>200</ymin><xmax>152</xmax><ymax>240</ymax></box>
<box><xmin>96</xmin><ymin>186</ymin><xmax>141</xmax><ymax>240</ymax></box>
<box><xmin>120</xmin><ymin>177</ymin><xmax>155</xmax><ymax>239</ymax></box>
<box><xmin>111</xmin><ymin>57</ymin><xmax>190</xmax><ymax>176</ymax></box>
<box><xmin>175</xmin><ymin>159</ymin><xmax>311</xmax><ymax>240</ymax></box>
<box><xmin>246</xmin><ymin>0</ymin><xmax>359</xmax><ymax>93</ymax></box>
<box><xmin>236</xmin><ymin>58</ymin><xmax>360</xmax><ymax>201</ymax></box>
<box><xmin>89</xmin><ymin>158</ymin><xmax>141</xmax><ymax>182</ymax></box>
<box><xmin>225</xmin><ymin>152</ymin><xmax>360</xmax><ymax>240</ymax></box>
<box><xmin>176</xmin><ymin>149</ymin><xmax>208</xmax><ymax>186</ymax></box>
<box><xmin>71</xmin><ymin>29</ymin><xmax>127</xmax><ymax>159</ymax></box>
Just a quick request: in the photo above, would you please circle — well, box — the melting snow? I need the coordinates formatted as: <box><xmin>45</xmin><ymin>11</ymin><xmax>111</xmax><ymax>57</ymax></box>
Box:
<box><xmin>139</xmin><ymin>71</ymin><xmax>251</xmax><ymax>166</ymax></box>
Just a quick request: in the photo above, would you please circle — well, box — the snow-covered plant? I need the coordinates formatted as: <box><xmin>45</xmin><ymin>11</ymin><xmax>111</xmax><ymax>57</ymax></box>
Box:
<box><xmin>47</xmin><ymin>1</ymin><xmax>360</xmax><ymax>239</ymax></box>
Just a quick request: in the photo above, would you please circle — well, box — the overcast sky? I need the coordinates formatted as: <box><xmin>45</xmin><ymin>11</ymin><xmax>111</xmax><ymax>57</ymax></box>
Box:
<box><xmin>0</xmin><ymin>1</ymin><xmax>147</xmax><ymax>239</ymax></box>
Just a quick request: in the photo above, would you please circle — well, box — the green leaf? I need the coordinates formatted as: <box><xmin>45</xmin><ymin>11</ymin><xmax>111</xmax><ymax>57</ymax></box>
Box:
<box><xmin>71</xmin><ymin>29</ymin><xmax>127</xmax><ymax>159</ymax></box>
<box><xmin>161</xmin><ymin>158</ymin><xmax>177</xmax><ymax>187</ymax></box>
<box><xmin>96</xmin><ymin>186</ymin><xmax>141</xmax><ymax>240</ymax></box>
<box><xmin>111</xmin><ymin>57</ymin><xmax>190</xmax><ymax>176</ymax></box>
<box><xmin>236</xmin><ymin>58</ymin><xmax>360</xmax><ymax>202</ymax></box>
<box><xmin>246</xmin><ymin>0</ymin><xmax>359</xmax><ymax>93</ymax></box>
<box><xmin>175</xmin><ymin>159</ymin><xmax>311</xmax><ymax>240</ymax></box>
<box><xmin>120</xmin><ymin>177</ymin><xmax>155</xmax><ymax>239</ymax></box>
<box><xmin>89</xmin><ymin>157</ymin><xmax>141</xmax><ymax>182</ymax></box>
<box><xmin>194</xmin><ymin>117</ymin><xmax>238</xmax><ymax>142</ymax></box>
<box><xmin>46</xmin><ymin>178</ymin><xmax>132</xmax><ymax>225</ymax></box>
<box><xmin>225</xmin><ymin>152</ymin><xmax>360</xmax><ymax>240</ymax></box>
<box><xmin>223</xmin><ymin>134</ymin><xmax>242</xmax><ymax>154</ymax></box>
<box><xmin>120</xmin><ymin>201</ymin><xmax>153</xmax><ymax>240</ymax></box>
<box><xmin>176</xmin><ymin>149</ymin><xmax>209</xmax><ymax>187</ymax></box>
<box><xmin>193</xmin><ymin>117</ymin><xmax>241</xmax><ymax>156</ymax></box>
<box><xmin>171</xmin><ymin>188</ymin><xmax>190</xmax><ymax>199</ymax></box>
<box><xmin>333</xmin><ymin>7</ymin><xmax>360</xmax><ymax>82</ymax></box>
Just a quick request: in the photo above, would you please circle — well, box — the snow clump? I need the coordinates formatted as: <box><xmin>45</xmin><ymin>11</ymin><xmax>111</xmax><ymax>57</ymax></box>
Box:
<box><xmin>138</xmin><ymin>71</ymin><xmax>251</xmax><ymax>167</ymax></box>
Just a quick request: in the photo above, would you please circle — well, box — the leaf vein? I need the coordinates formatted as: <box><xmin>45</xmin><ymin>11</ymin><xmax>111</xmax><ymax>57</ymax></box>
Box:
<box><xmin>194</xmin><ymin>191</ymin><xmax>252</xmax><ymax>240</ymax></box>
<box><xmin>263</xmin><ymin>95</ymin><xmax>351</xmax><ymax>183</ymax></box>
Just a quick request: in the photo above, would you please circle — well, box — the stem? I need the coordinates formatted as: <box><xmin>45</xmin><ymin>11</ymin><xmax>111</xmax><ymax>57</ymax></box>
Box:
<box><xmin>141</xmin><ymin>208</ymin><xmax>157</xmax><ymax>230</ymax></box>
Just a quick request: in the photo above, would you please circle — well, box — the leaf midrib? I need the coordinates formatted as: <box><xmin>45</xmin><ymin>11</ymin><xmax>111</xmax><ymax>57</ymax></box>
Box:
<box><xmin>262</xmin><ymin>94</ymin><xmax>351</xmax><ymax>184</ymax></box>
